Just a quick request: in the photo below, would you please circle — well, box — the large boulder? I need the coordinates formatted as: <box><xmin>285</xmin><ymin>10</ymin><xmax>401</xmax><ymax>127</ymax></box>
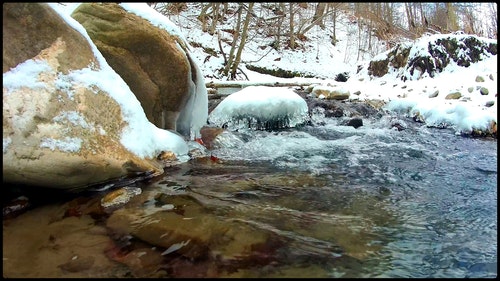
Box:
<box><xmin>71</xmin><ymin>3</ymin><xmax>207</xmax><ymax>136</ymax></box>
<box><xmin>3</xmin><ymin>3</ymin><xmax>96</xmax><ymax>73</ymax></box>
<box><xmin>3</xmin><ymin>3</ymin><xmax>183</xmax><ymax>190</ymax></box>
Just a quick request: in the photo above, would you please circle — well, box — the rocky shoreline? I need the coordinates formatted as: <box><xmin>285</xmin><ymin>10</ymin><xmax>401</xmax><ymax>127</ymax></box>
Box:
<box><xmin>208</xmin><ymin>87</ymin><xmax>497</xmax><ymax>139</ymax></box>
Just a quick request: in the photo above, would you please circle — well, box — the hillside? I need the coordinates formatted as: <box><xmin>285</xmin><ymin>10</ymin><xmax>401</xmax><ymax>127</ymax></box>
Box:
<box><xmin>158</xmin><ymin>2</ymin><xmax>389</xmax><ymax>81</ymax></box>
<box><xmin>156</xmin><ymin>2</ymin><xmax>496</xmax><ymax>83</ymax></box>
<box><xmin>156</xmin><ymin>3</ymin><xmax>496</xmax><ymax>137</ymax></box>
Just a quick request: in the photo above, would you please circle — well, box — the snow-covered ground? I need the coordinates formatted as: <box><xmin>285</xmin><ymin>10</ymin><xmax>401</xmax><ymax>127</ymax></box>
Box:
<box><xmin>163</xmin><ymin>3</ymin><xmax>497</xmax><ymax>136</ymax></box>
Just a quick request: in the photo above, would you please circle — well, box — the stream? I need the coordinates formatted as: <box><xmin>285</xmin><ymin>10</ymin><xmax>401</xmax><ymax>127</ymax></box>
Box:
<box><xmin>2</xmin><ymin>113</ymin><xmax>497</xmax><ymax>278</ymax></box>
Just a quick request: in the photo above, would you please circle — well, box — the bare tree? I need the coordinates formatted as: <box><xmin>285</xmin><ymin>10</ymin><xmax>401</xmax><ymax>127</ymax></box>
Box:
<box><xmin>221</xmin><ymin>4</ymin><xmax>243</xmax><ymax>77</ymax></box>
<box><xmin>456</xmin><ymin>3</ymin><xmax>477</xmax><ymax>34</ymax></box>
<box><xmin>328</xmin><ymin>3</ymin><xmax>346</xmax><ymax>46</ymax></box>
<box><xmin>197</xmin><ymin>3</ymin><xmax>211</xmax><ymax>32</ymax></box>
<box><xmin>312</xmin><ymin>3</ymin><xmax>327</xmax><ymax>29</ymax></box>
<box><xmin>229</xmin><ymin>2</ymin><xmax>254</xmax><ymax>79</ymax></box>
<box><xmin>404</xmin><ymin>2</ymin><xmax>416</xmax><ymax>31</ymax></box>
<box><xmin>288</xmin><ymin>3</ymin><xmax>296</xmax><ymax>49</ymax></box>
<box><xmin>209</xmin><ymin>3</ymin><xmax>221</xmax><ymax>35</ymax></box>
<box><xmin>488</xmin><ymin>2</ymin><xmax>497</xmax><ymax>38</ymax></box>
<box><xmin>273</xmin><ymin>3</ymin><xmax>286</xmax><ymax>51</ymax></box>
<box><xmin>297</xmin><ymin>3</ymin><xmax>335</xmax><ymax>36</ymax></box>
<box><xmin>445</xmin><ymin>2</ymin><xmax>459</xmax><ymax>31</ymax></box>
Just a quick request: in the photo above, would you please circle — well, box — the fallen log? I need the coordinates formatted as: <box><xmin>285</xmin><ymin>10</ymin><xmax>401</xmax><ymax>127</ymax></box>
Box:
<box><xmin>205</xmin><ymin>80</ymin><xmax>321</xmax><ymax>89</ymax></box>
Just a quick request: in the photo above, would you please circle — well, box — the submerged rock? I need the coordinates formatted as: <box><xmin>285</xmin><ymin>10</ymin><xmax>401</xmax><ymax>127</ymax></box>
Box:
<box><xmin>101</xmin><ymin>186</ymin><xmax>142</xmax><ymax>210</ymax></box>
<box><xmin>106</xmin><ymin>191</ymin><xmax>277</xmax><ymax>262</ymax></box>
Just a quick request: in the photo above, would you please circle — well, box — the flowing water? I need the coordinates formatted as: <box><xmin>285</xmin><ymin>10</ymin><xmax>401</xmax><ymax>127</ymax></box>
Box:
<box><xmin>3</xmin><ymin>114</ymin><xmax>497</xmax><ymax>278</ymax></box>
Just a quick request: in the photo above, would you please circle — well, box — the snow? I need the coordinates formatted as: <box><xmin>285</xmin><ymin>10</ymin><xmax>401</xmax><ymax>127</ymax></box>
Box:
<box><xmin>208</xmin><ymin>86</ymin><xmax>309</xmax><ymax>130</ymax></box>
<box><xmin>40</xmin><ymin>136</ymin><xmax>83</xmax><ymax>153</ymax></box>
<box><xmin>3</xmin><ymin>3</ymin><xmax>497</xmax><ymax>165</ymax></box>
<box><xmin>53</xmin><ymin>111</ymin><xmax>90</xmax><ymax>129</ymax></box>
<box><xmin>2</xmin><ymin>59</ymin><xmax>51</xmax><ymax>92</ymax></box>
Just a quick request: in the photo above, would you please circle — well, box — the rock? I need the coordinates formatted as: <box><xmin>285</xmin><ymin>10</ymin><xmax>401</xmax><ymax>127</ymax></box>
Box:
<box><xmin>311</xmin><ymin>86</ymin><xmax>330</xmax><ymax>98</ymax></box>
<box><xmin>306</xmin><ymin>97</ymin><xmax>384</xmax><ymax>120</ymax></box>
<box><xmin>209</xmin><ymin>130</ymin><xmax>245</xmax><ymax>150</ymax></box>
<box><xmin>58</xmin><ymin>255</ymin><xmax>95</xmax><ymax>273</ymax></box>
<box><xmin>480</xmin><ymin>87</ymin><xmax>489</xmax><ymax>95</ymax></box>
<box><xmin>71</xmin><ymin>3</ymin><xmax>207</xmax><ymax>137</ymax></box>
<box><xmin>346</xmin><ymin>117</ymin><xmax>363</xmax><ymax>129</ymax></box>
<box><xmin>311</xmin><ymin>85</ymin><xmax>350</xmax><ymax>100</ymax></box>
<box><xmin>3</xmin><ymin>3</ymin><xmax>96</xmax><ymax>73</ymax></box>
<box><xmin>327</xmin><ymin>89</ymin><xmax>350</xmax><ymax>100</ymax></box>
<box><xmin>106</xmin><ymin>192</ymin><xmax>273</xmax><ymax>261</ymax></box>
<box><xmin>200</xmin><ymin>126</ymin><xmax>225</xmax><ymax>149</ymax></box>
<box><xmin>107</xmin><ymin>247</ymin><xmax>167</xmax><ymax>278</ymax></box>
<box><xmin>2</xmin><ymin>205</ymin><xmax>120</xmax><ymax>278</ymax></box>
<box><xmin>3</xmin><ymin>3</ymin><xmax>167</xmax><ymax>189</ymax></box>
<box><xmin>412</xmin><ymin>111</ymin><xmax>425</xmax><ymax>123</ymax></box>
<box><xmin>325</xmin><ymin>108</ymin><xmax>344</xmax><ymax>118</ymax></box>
<box><xmin>391</xmin><ymin>123</ymin><xmax>406</xmax><ymax>131</ymax></box>
<box><xmin>363</xmin><ymin>99</ymin><xmax>386</xmax><ymax>110</ymax></box>
<box><xmin>3</xmin><ymin>196</ymin><xmax>31</xmax><ymax>219</ymax></box>
<box><xmin>100</xmin><ymin>186</ymin><xmax>142</xmax><ymax>210</ymax></box>
<box><xmin>364</xmin><ymin>34</ymin><xmax>497</xmax><ymax>81</ymax></box>
<box><xmin>334</xmin><ymin>72</ymin><xmax>349</xmax><ymax>82</ymax></box>
<box><xmin>368</xmin><ymin>58</ymin><xmax>390</xmax><ymax>77</ymax></box>
<box><xmin>475</xmin><ymin>75</ymin><xmax>485</xmax><ymax>82</ymax></box>
<box><xmin>445</xmin><ymin>92</ymin><xmax>462</xmax><ymax>100</ymax></box>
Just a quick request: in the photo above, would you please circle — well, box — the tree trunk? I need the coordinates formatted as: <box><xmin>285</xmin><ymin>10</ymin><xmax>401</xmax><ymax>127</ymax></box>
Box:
<box><xmin>331</xmin><ymin>6</ymin><xmax>337</xmax><ymax>45</ymax></box>
<box><xmin>206</xmin><ymin>81</ymin><xmax>318</xmax><ymax>89</ymax></box>
<box><xmin>208</xmin><ymin>3</ymin><xmax>220</xmax><ymax>35</ymax></box>
<box><xmin>445</xmin><ymin>3</ymin><xmax>458</xmax><ymax>32</ymax></box>
<box><xmin>289</xmin><ymin>3</ymin><xmax>296</xmax><ymax>49</ymax></box>
<box><xmin>197</xmin><ymin>3</ymin><xmax>211</xmax><ymax>33</ymax></box>
<box><xmin>384</xmin><ymin>3</ymin><xmax>394</xmax><ymax>27</ymax></box>
<box><xmin>298</xmin><ymin>6</ymin><xmax>333</xmax><ymax>36</ymax></box>
<box><xmin>273</xmin><ymin>3</ymin><xmax>285</xmax><ymax>51</ymax></box>
<box><xmin>230</xmin><ymin>2</ymin><xmax>254</xmax><ymax>79</ymax></box>
<box><xmin>312</xmin><ymin>3</ymin><xmax>326</xmax><ymax>29</ymax></box>
<box><xmin>222</xmin><ymin>4</ymin><xmax>242</xmax><ymax>77</ymax></box>
<box><xmin>488</xmin><ymin>3</ymin><xmax>497</xmax><ymax>38</ymax></box>
<box><xmin>419</xmin><ymin>3</ymin><xmax>426</xmax><ymax>27</ymax></box>
<box><xmin>405</xmin><ymin>2</ymin><xmax>415</xmax><ymax>31</ymax></box>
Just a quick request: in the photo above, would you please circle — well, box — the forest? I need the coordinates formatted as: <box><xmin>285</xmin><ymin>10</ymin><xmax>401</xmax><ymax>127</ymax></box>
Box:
<box><xmin>148</xmin><ymin>2</ymin><xmax>497</xmax><ymax>79</ymax></box>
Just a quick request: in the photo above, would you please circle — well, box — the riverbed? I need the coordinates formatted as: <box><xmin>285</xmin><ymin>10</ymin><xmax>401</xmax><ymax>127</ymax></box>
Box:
<box><xmin>2</xmin><ymin>112</ymin><xmax>497</xmax><ymax>278</ymax></box>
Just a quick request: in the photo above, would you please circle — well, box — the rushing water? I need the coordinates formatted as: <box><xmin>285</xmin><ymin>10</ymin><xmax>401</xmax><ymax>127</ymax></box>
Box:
<box><xmin>3</xmin><ymin>113</ymin><xmax>497</xmax><ymax>278</ymax></box>
<box><xmin>141</xmin><ymin>113</ymin><xmax>497</xmax><ymax>277</ymax></box>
